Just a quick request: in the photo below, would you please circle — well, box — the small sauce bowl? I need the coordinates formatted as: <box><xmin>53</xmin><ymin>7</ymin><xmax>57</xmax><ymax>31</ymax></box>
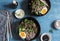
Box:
<box><xmin>41</xmin><ymin>33</ymin><xmax>51</xmax><ymax>41</ymax></box>
<box><xmin>54</xmin><ymin>20</ymin><xmax>60</xmax><ymax>30</ymax></box>
<box><xmin>15</xmin><ymin>9</ymin><xmax>25</xmax><ymax>19</ymax></box>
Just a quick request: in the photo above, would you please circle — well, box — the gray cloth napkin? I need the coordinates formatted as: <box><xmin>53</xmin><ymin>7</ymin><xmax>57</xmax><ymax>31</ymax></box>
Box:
<box><xmin>0</xmin><ymin>10</ymin><xmax>14</xmax><ymax>41</ymax></box>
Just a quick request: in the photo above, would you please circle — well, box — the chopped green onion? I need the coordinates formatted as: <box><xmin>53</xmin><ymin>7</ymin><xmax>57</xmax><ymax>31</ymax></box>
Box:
<box><xmin>24</xmin><ymin>19</ymin><xmax>28</xmax><ymax>23</ymax></box>
<box><xmin>36</xmin><ymin>12</ymin><xmax>38</xmax><ymax>15</ymax></box>
<box><xmin>40</xmin><ymin>1</ymin><xmax>44</xmax><ymax>6</ymax></box>
<box><xmin>35</xmin><ymin>0</ymin><xmax>38</xmax><ymax>3</ymax></box>
<box><xmin>39</xmin><ymin>11</ymin><xmax>41</xmax><ymax>13</ymax></box>
<box><xmin>19</xmin><ymin>28</ymin><xmax>22</xmax><ymax>32</ymax></box>
<box><xmin>19</xmin><ymin>25</ymin><xmax>24</xmax><ymax>32</ymax></box>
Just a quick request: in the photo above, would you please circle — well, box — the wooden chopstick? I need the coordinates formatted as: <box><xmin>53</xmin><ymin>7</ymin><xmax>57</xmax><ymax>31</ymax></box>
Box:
<box><xmin>6</xmin><ymin>12</ymin><xmax>10</xmax><ymax>41</ymax></box>
<box><xmin>7</xmin><ymin>12</ymin><xmax>13</xmax><ymax>38</ymax></box>
<box><xmin>6</xmin><ymin>12</ymin><xmax>13</xmax><ymax>41</ymax></box>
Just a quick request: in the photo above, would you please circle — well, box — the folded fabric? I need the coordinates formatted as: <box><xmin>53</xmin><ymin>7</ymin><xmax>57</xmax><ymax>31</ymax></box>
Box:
<box><xmin>0</xmin><ymin>10</ymin><xmax>14</xmax><ymax>41</ymax></box>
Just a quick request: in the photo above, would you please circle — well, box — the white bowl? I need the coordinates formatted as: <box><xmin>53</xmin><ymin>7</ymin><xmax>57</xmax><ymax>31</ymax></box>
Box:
<box><xmin>41</xmin><ymin>33</ymin><xmax>51</xmax><ymax>41</ymax></box>
<box><xmin>15</xmin><ymin>9</ymin><xmax>25</xmax><ymax>19</ymax></box>
<box><xmin>54</xmin><ymin>20</ymin><xmax>60</xmax><ymax>30</ymax></box>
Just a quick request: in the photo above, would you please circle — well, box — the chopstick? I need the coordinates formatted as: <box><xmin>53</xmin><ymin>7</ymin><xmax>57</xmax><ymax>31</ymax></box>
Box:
<box><xmin>7</xmin><ymin>12</ymin><xmax>13</xmax><ymax>38</ymax></box>
<box><xmin>6</xmin><ymin>12</ymin><xmax>13</xmax><ymax>41</ymax></box>
<box><xmin>6</xmin><ymin>12</ymin><xmax>10</xmax><ymax>41</ymax></box>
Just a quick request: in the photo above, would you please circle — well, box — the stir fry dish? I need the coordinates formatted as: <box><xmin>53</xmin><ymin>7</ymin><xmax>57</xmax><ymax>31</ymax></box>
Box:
<box><xmin>29</xmin><ymin>0</ymin><xmax>49</xmax><ymax>15</ymax></box>
<box><xmin>18</xmin><ymin>19</ymin><xmax>38</xmax><ymax>40</ymax></box>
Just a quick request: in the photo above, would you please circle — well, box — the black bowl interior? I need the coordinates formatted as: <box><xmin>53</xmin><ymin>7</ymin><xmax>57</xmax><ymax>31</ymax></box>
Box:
<box><xmin>28</xmin><ymin>0</ymin><xmax>51</xmax><ymax>16</ymax></box>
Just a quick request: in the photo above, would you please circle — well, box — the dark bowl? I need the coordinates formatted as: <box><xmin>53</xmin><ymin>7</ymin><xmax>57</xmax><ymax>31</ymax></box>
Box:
<box><xmin>18</xmin><ymin>17</ymin><xmax>40</xmax><ymax>41</ymax></box>
<box><xmin>28</xmin><ymin>0</ymin><xmax>51</xmax><ymax>16</ymax></box>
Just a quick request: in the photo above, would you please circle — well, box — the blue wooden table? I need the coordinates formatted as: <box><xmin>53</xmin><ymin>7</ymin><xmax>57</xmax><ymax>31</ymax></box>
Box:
<box><xmin>0</xmin><ymin>0</ymin><xmax>60</xmax><ymax>41</ymax></box>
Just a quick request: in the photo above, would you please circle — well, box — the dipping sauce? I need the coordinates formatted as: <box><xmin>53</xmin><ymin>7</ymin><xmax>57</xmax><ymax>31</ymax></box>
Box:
<box><xmin>42</xmin><ymin>35</ymin><xmax>49</xmax><ymax>41</ymax></box>
<box><xmin>41</xmin><ymin>33</ymin><xmax>51</xmax><ymax>41</ymax></box>
<box><xmin>15</xmin><ymin>9</ymin><xmax>25</xmax><ymax>19</ymax></box>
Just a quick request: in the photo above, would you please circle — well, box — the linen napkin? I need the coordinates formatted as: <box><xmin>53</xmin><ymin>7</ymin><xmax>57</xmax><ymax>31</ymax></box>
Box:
<box><xmin>0</xmin><ymin>10</ymin><xmax>14</xmax><ymax>41</ymax></box>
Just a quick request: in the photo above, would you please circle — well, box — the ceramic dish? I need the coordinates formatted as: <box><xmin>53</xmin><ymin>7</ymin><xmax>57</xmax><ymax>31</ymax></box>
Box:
<box><xmin>54</xmin><ymin>20</ymin><xmax>60</xmax><ymax>30</ymax></box>
<box><xmin>15</xmin><ymin>9</ymin><xmax>25</xmax><ymax>19</ymax></box>
<box><xmin>41</xmin><ymin>33</ymin><xmax>51</xmax><ymax>41</ymax></box>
